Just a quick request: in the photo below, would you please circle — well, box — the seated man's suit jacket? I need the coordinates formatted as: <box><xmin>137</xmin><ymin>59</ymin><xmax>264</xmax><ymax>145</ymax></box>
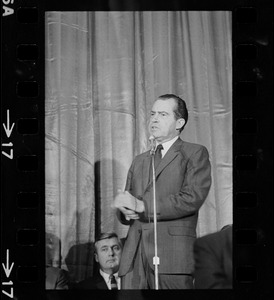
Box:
<box><xmin>193</xmin><ymin>225</ymin><xmax>232</xmax><ymax>289</ymax></box>
<box><xmin>75</xmin><ymin>273</ymin><xmax>108</xmax><ymax>290</ymax></box>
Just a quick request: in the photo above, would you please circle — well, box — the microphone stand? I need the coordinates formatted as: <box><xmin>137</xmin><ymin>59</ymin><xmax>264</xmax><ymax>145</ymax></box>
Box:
<box><xmin>150</xmin><ymin>143</ymin><xmax>160</xmax><ymax>290</ymax></box>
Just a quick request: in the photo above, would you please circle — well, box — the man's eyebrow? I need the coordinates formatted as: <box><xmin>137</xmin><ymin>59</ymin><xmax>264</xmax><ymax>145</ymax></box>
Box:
<box><xmin>99</xmin><ymin>243</ymin><xmax>120</xmax><ymax>249</ymax></box>
<box><xmin>151</xmin><ymin>110</ymin><xmax>169</xmax><ymax>114</ymax></box>
<box><xmin>99</xmin><ymin>245</ymin><xmax>108</xmax><ymax>249</ymax></box>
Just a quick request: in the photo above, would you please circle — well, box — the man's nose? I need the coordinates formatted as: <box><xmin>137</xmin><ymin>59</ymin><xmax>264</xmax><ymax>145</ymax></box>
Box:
<box><xmin>108</xmin><ymin>248</ymin><xmax>114</xmax><ymax>256</ymax></box>
<box><xmin>151</xmin><ymin>114</ymin><xmax>159</xmax><ymax>122</ymax></box>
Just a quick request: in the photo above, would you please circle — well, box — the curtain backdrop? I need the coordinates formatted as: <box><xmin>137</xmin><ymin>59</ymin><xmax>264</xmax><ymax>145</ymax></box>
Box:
<box><xmin>45</xmin><ymin>11</ymin><xmax>232</xmax><ymax>283</ymax></box>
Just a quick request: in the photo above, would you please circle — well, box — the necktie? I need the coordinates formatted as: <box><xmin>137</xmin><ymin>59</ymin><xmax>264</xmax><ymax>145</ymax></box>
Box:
<box><xmin>154</xmin><ymin>144</ymin><xmax>163</xmax><ymax>169</ymax></box>
<box><xmin>149</xmin><ymin>144</ymin><xmax>163</xmax><ymax>183</ymax></box>
<box><xmin>109</xmin><ymin>274</ymin><xmax>118</xmax><ymax>290</ymax></box>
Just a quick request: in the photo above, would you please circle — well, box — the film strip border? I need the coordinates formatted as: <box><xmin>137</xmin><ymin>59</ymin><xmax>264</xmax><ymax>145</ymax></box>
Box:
<box><xmin>1</xmin><ymin>3</ymin><xmax>45</xmax><ymax>299</ymax></box>
<box><xmin>1</xmin><ymin>3</ymin><xmax>273</xmax><ymax>300</ymax></box>
<box><xmin>233</xmin><ymin>6</ymin><xmax>273</xmax><ymax>299</ymax></box>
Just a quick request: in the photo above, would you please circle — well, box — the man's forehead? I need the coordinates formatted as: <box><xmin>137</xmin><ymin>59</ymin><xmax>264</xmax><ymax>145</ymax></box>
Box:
<box><xmin>152</xmin><ymin>98</ymin><xmax>176</xmax><ymax>111</ymax></box>
<box><xmin>97</xmin><ymin>237</ymin><xmax>119</xmax><ymax>247</ymax></box>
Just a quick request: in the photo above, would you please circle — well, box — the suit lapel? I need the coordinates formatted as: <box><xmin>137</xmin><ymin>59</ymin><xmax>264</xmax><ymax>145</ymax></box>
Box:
<box><xmin>142</xmin><ymin>151</ymin><xmax>152</xmax><ymax>188</ymax></box>
<box><xmin>95</xmin><ymin>274</ymin><xmax>108</xmax><ymax>289</ymax></box>
<box><xmin>156</xmin><ymin>143</ymin><xmax>180</xmax><ymax>177</ymax></box>
<box><xmin>145</xmin><ymin>138</ymin><xmax>182</xmax><ymax>190</ymax></box>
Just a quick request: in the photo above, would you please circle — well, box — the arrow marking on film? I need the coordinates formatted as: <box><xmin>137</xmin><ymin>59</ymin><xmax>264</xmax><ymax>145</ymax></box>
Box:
<box><xmin>2</xmin><ymin>249</ymin><xmax>14</xmax><ymax>278</ymax></box>
<box><xmin>2</xmin><ymin>110</ymin><xmax>15</xmax><ymax>138</ymax></box>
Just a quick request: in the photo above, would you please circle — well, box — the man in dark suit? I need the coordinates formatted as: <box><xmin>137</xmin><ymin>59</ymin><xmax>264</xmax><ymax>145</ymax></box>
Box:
<box><xmin>193</xmin><ymin>225</ymin><xmax>232</xmax><ymax>289</ymax></box>
<box><xmin>114</xmin><ymin>94</ymin><xmax>211</xmax><ymax>289</ymax></box>
<box><xmin>76</xmin><ymin>232</ymin><xmax>123</xmax><ymax>289</ymax></box>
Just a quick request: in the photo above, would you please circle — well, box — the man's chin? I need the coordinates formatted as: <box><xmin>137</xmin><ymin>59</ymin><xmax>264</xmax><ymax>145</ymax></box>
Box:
<box><xmin>106</xmin><ymin>261</ymin><xmax>118</xmax><ymax>268</ymax></box>
<box><xmin>149</xmin><ymin>133</ymin><xmax>160</xmax><ymax>139</ymax></box>
<box><xmin>107</xmin><ymin>266</ymin><xmax>119</xmax><ymax>273</ymax></box>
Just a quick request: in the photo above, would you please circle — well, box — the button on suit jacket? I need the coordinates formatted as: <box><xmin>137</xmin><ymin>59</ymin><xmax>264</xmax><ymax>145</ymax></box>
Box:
<box><xmin>118</xmin><ymin>138</ymin><xmax>211</xmax><ymax>275</ymax></box>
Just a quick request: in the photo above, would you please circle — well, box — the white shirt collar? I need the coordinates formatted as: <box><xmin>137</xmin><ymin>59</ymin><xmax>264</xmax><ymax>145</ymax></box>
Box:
<box><xmin>156</xmin><ymin>136</ymin><xmax>179</xmax><ymax>158</ymax></box>
<box><xmin>99</xmin><ymin>269</ymin><xmax>120</xmax><ymax>290</ymax></box>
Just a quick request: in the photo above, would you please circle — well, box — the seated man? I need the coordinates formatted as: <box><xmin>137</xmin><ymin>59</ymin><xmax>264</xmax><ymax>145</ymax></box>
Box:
<box><xmin>193</xmin><ymin>225</ymin><xmax>232</xmax><ymax>289</ymax></box>
<box><xmin>76</xmin><ymin>232</ymin><xmax>123</xmax><ymax>290</ymax></box>
<box><xmin>45</xmin><ymin>236</ymin><xmax>69</xmax><ymax>290</ymax></box>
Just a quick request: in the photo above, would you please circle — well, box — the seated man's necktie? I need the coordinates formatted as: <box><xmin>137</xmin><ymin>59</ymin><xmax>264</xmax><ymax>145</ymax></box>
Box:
<box><xmin>109</xmin><ymin>274</ymin><xmax>118</xmax><ymax>290</ymax></box>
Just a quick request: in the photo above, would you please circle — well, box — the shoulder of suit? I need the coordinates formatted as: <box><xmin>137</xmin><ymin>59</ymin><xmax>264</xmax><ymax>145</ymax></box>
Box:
<box><xmin>132</xmin><ymin>139</ymin><xmax>207</xmax><ymax>160</ymax></box>
<box><xmin>195</xmin><ymin>226</ymin><xmax>232</xmax><ymax>247</ymax></box>
<box><xmin>78</xmin><ymin>276</ymin><xmax>98</xmax><ymax>285</ymax></box>
<box><xmin>178</xmin><ymin>138</ymin><xmax>206</xmax><ymax>151</ymax></box>
<box><xmin>76</xmin><ymin>275</ymin><xmax>100</xmax><ymax>288</ymax></box>
<box><xmin>132</xmin><ymin>150</ymin><xmax>150</xmax><ymax>162</ymax></box>
<box><xmin>172</xmin><ymin>139</ymin><xmax>207</xmax><ymax>161</ymax></box>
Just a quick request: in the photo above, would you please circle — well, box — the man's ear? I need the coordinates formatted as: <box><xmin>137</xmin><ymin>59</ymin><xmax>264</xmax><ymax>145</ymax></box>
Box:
<box><xmin>94</xmin><ymin>252</ymin><xmax>98</xmax><ymax>263</ymax></box>
<box><xmin>176</xmin><ymin>118</ymin><xmax>185</xmax><ymax>130</ymax></box>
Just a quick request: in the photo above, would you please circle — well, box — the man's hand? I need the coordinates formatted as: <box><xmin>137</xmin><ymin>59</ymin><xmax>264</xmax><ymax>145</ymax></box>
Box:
<box><xmin>114</xmin><ymin>190</ymin><xmax>145</xmax><ymax>220</ymax></box>
<box><xmin>118</xmin><ymin>207</ymin><xmax>140</xmax><ymax>220</ymax></box>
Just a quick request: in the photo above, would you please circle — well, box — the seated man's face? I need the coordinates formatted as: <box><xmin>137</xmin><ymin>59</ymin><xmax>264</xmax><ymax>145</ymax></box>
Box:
<box><xmin>95</xmin><ymin>237</ymin><xmax>122</xmax><ymax>274</ymax></box>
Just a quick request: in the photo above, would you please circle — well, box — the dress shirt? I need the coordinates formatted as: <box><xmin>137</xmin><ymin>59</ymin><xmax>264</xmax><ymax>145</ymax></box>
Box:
<box><xmin>99</xmin><ymin>269</ymin><xmax>121</xmax><ymax>290</ymax></box>
<box><xmin>156</xmin><ymin>136</ymin><xmax>179</xmax><ymax>158</ymax></box>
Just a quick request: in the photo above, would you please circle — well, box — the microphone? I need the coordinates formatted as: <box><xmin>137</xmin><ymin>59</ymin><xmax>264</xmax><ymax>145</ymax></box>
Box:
<box><xmin>149</xmin><ymin>135</ymin><xmax>156</xmax><ymax>155</ymax></box>
<box><xmin>148</xmin><ymin>135</ymin><xmax>160</xmax><ymax>289</ymax></box>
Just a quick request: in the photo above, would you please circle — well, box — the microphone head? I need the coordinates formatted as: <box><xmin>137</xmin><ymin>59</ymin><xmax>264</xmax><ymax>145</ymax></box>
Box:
<box><xmin>149</xmin><ymin>136</ymin><xmax>156</xmax><ymax>155</ymax></box>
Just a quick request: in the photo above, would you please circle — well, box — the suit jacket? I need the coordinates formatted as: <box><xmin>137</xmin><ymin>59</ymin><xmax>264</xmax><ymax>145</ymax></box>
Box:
<box><xmin>46</xmin><ymin>266</ymin><xmax>69</xmax><ymax>290</ymax></box>
<box><xmin>119</xmin><ymin>138</ymin><xmax>211</xmax><ymax>275</ymax></box>
<box><xmin>193</xmin><ymin>226</ymin><xmax>232</xmax><ymax>289</ymax></box>
<box><xmin>75</xmin><ymin>273</ymin><xmax>108</xmax><ymax>290</ymax></box>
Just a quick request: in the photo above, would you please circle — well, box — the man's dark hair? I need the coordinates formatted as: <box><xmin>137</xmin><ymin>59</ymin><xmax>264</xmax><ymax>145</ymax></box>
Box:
<box><xmin>158</xmin><ymin>94</ymin><xmax>188</xmax><ymax>132</ymax></box>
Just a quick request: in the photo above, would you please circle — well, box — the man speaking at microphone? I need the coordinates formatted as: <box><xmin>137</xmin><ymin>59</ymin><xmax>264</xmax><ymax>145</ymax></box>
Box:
<box><xmin>114</xmin><ymin>94</ymin><xmax>211</xmax><ymax>289</ymax></box>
